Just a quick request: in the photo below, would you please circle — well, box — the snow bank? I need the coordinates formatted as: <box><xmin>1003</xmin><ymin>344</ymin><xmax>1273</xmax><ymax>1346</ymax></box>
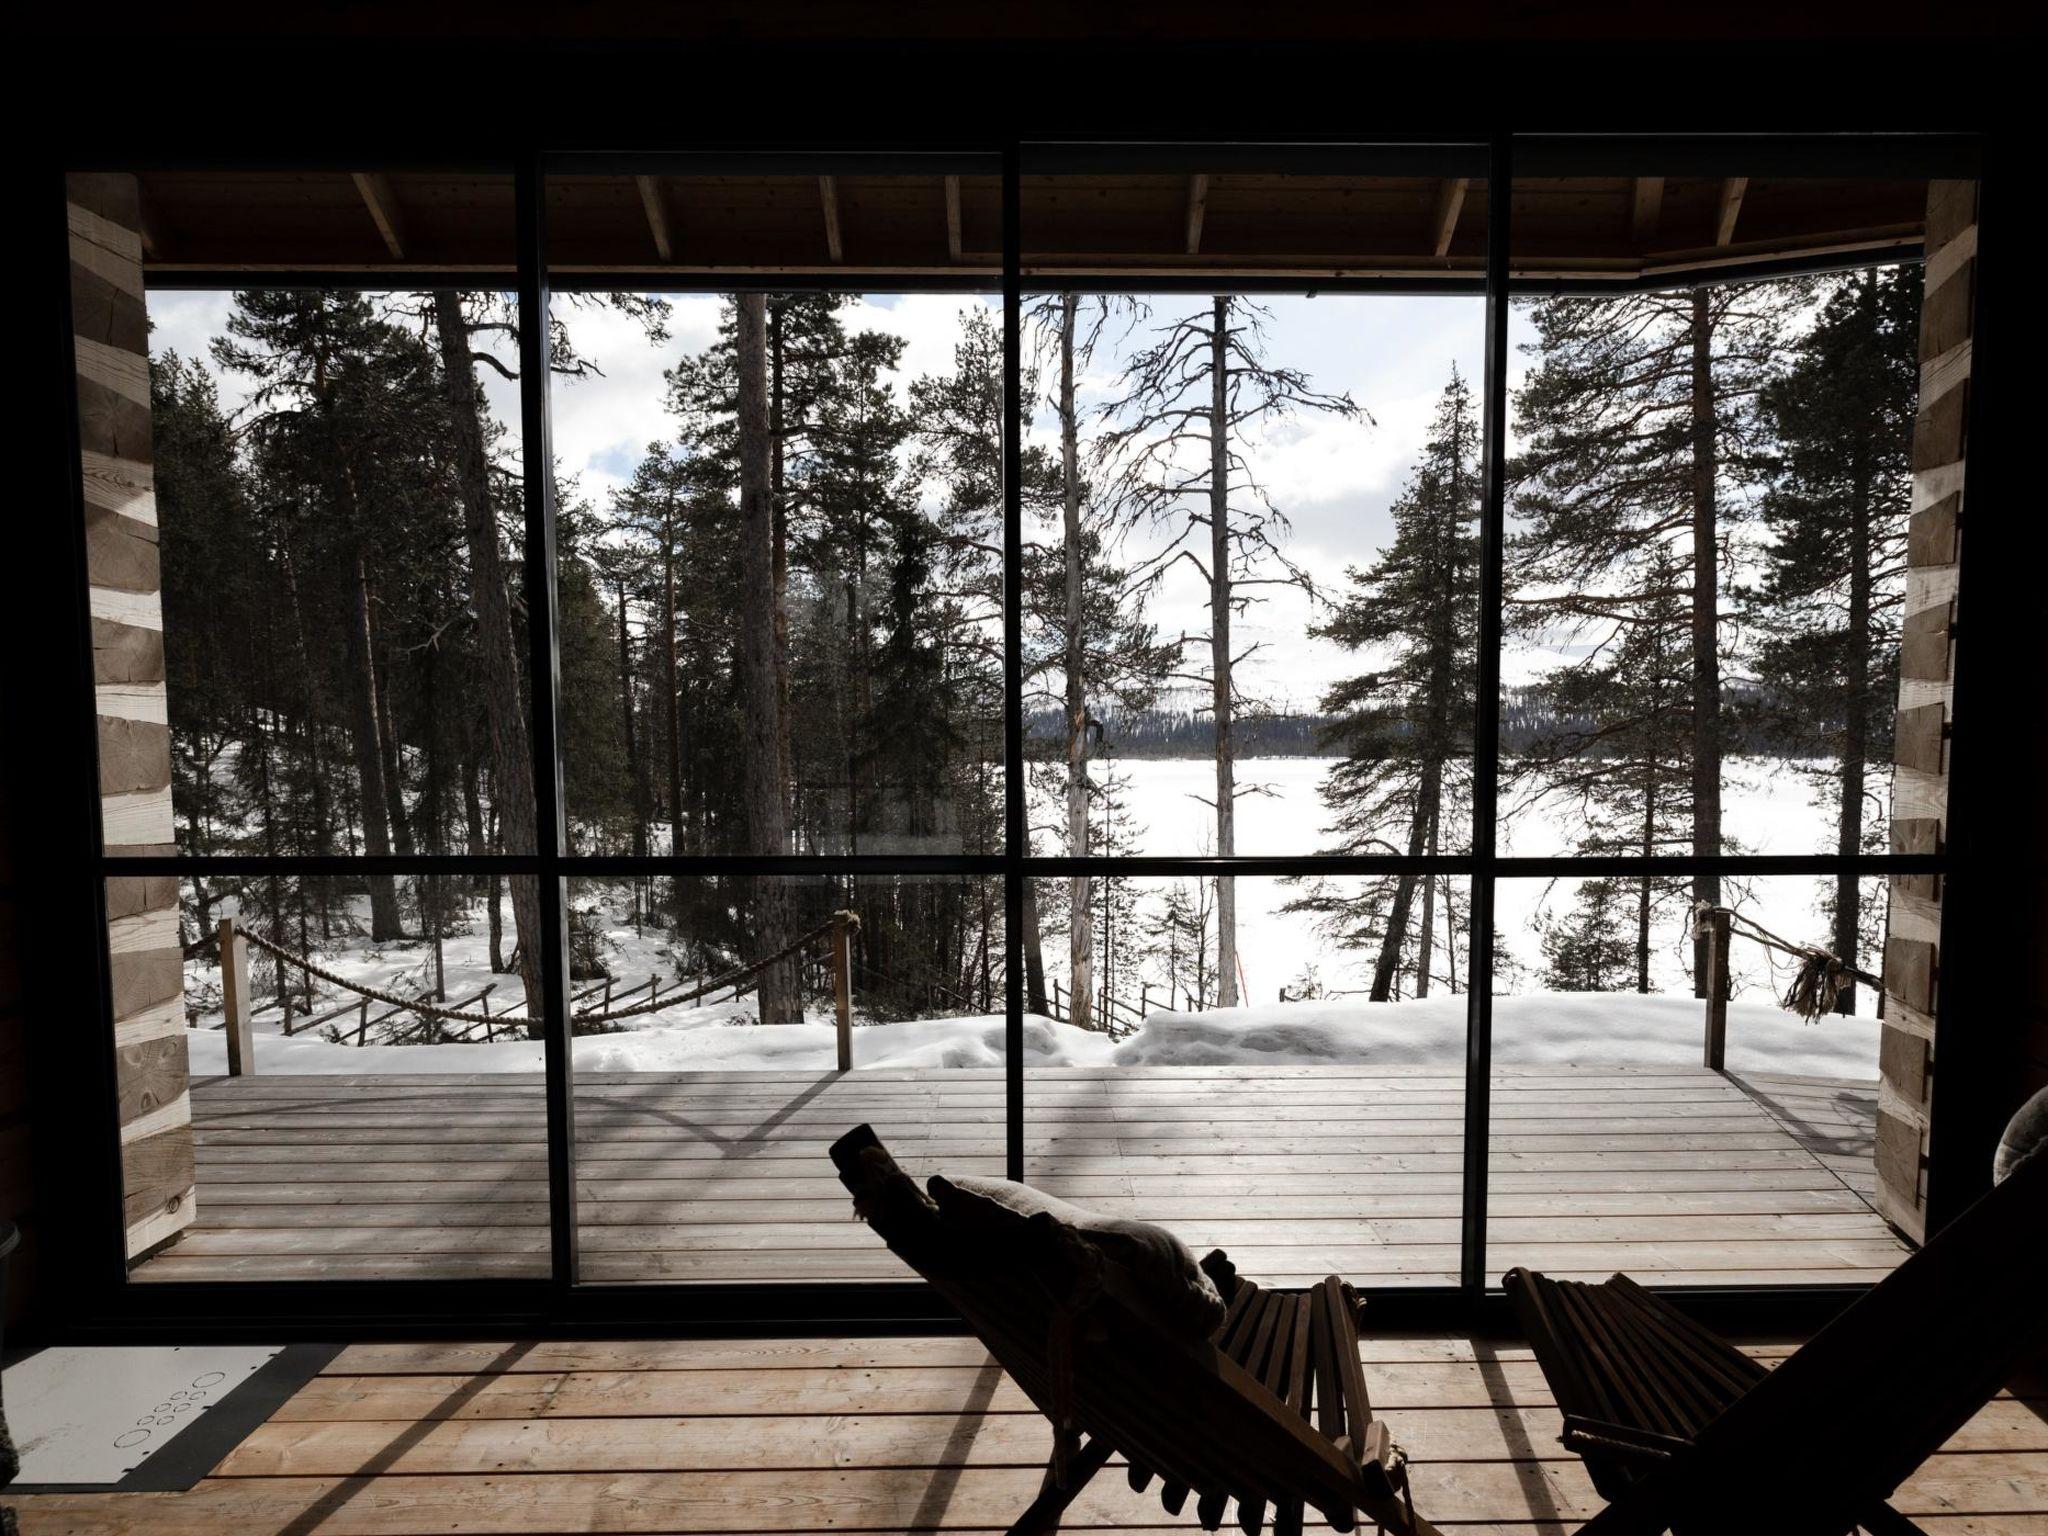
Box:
<box><xmin>1110</xmin><ymin>992</ymin><xmax>1878</xmax><ymax>1080</ymax></box>
<box><xmin>186</xmin><ymin>1009</ymin><xmax>1117</xmax><ymax>1077</ymax></box>
<box><xmin>185</xmin><ymin>991</ymin><xmax>1874</xmax><ymax>1080</ymax></box>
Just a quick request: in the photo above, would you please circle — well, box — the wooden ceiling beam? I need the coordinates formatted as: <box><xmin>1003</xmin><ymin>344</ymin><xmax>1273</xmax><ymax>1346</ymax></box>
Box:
<box><xmin>1184</xmin><ymin>173</ymin><xmax>1209</xmax><ymax>256</ymax></box>
<box><xmin>634</xmin><ymin>175</ymin><xmax>674</xmax><ymax>263</ymax></box>
<box><xmin>350</xmin><ymin>172</ymin><xmax>407</xmax><ymax>261</ymax></box>
<box><xmin>1630</xmin><ymin>176</ymin><xmax>1665</xmax><ymax>246</ymax></box>
<box><xmin>944</xmin><ymin>175</ymin><xmax>962</xmax><ymax>262</ymax></box>
<box><xmin>1715</xmin><ymin>176</ymin><xmax>1749</xmax><ymax>247</ymax></box>
<box><xmin>819</xmin><ymin>174</ymin><xmax>844</xmax><ymax>262</ymax></box>
<box><xmin>1430</xmin><ymin>176</ymin><xmax>1469</xmax><ymax>258</ymax></box>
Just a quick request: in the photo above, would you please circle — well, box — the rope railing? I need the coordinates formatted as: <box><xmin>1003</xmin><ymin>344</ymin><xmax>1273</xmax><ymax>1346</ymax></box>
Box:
<box><xmin>219</xmin><ymin>911</ymin><xmax>857</xmax><ymax>1049</ymax></box>
<box><xmin>1695</xmin><ymin>901</ymin><xmax>1882</xmax><ymax>1023</ymax></box>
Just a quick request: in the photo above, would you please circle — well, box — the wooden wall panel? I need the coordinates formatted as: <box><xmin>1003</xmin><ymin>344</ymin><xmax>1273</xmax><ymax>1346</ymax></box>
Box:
<box><xmin>1876</xmin><ymin>179</ymin><xmax>1978</xmax><ymax>1246</ymax></box>
<box><xmin>67</xmin><ymin>171</ymin><xmax>195</xmax><ymax>1261</ymax></box>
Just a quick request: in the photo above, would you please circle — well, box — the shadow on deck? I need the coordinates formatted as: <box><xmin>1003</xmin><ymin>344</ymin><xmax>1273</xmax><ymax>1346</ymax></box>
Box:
<box><xmin>134</xmin><ymin>1063</ymin><xmax>1908</xmax><ymax>1287</ymax></box>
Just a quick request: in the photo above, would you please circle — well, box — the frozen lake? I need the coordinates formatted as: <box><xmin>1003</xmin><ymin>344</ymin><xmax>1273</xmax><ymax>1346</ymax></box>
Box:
<box><xmin>1035</xmin><ymin>753</ymin><xmax>1885</xmax><ymax>1010</ymax></box>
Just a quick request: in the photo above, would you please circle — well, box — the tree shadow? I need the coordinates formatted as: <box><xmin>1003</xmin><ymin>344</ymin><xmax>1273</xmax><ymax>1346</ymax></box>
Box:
<box><xmin>276</xmin><ymin>1340</ymin><xmax>535</xmax><ymax>1536</ymax></box>
<box><xmin>1473</xmin><ymin>1342</ymin><xmax>1568</xmax><ymax>1528</ymax></box>
<box><xmin>905</xmin><ymin>1357</ymin><xmax>1006</xmax><ymax>1532</ymax></box>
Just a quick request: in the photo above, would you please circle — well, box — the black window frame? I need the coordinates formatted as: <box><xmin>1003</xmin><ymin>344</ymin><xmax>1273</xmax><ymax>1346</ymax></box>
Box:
<box><xmin>56</xmin><ymin>129</ymin><xmax>1981</xmax><ymax>1339</ymax></box>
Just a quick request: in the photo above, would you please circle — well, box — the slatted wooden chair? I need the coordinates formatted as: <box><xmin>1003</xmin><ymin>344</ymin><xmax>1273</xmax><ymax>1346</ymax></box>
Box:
<box><xmin>830</xmin><ymin>1124</ymin><xmax>1440</xmax><ymax>1536</ymax></box>
<box><xmin>1504</xmin><ymin>1144</ymin><xmax>2048</xmax><ymax>1535</ymax></box>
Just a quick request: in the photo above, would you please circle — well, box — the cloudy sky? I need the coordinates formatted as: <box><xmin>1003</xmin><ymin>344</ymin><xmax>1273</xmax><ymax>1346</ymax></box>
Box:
<box><xmin>150</xmin><ymin>287</ymin><xmax>1544</xmax><ymax>712</ymax></box>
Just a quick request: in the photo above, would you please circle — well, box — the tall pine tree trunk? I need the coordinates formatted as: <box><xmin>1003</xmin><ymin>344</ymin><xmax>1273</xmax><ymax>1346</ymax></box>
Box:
<box><xmin>1370</xmin><ymin>769</ymin><xmax>1436</xmax><ymax>1001</ymax></box>
<box><xmin>736</xmin><ymin>293</ymin><xmax>803</xmax><ymax>1024</ymax></box>
<box><xmin>375</xmin><ymin>654</ymin><xmax>416</xmax><ymax>857</ymax></box>
<box><xmin>1060</xmin><ymin>296</ymin><xmax>1095</xmax><ymax>1031</ymax></box>
<box><xmin>768</xmin><ymin>304</ymin><xmax>797</xmax><ymax>820</ymax></box>
<box><xmin>345</xmin><ymin>545</ymin><xmax>405</xmax><ymax>939</ymax></box>
<box><xmin>1021</xmin><ymin>879</ymin><xmax>1049</xmax><ymax>1014</ymax></box>
<box><xmin>1688</xmin><ymin>289</ymin><xmax>1723</xmax><ymax>995</ymax></box>
<box><xmin>430</xmin><ymin>290</ymin><xmax>543</xmax><ymax>1020</ymax></box>
<box><xmin>1638</xmin><ymin>774</ymin><xmax>1656</xmax><ymax>994</ymax></box>
<box><xmin>1416</xmin><ymin>803</ymin><xmax>1440</xmax><ymax>1000</ymax></box>
<box><xmin>662</xmin><ymin>494</ymin><xmax>685</xmax><ymax>856</ymax></box>
<box><xmin>615</xmin><ymin>577</ymin><xmax>649</xmax><ymax>858</ymax></box>
<box><xmin>1836</xmin><ymin>301</ymin><xmax>1877</xmax><ymax>1015</ymax></box>
<box><xmin>1209</xmin><ymin>297</ymin><xmax>1239</xmax><ymax>1007</ymax></box>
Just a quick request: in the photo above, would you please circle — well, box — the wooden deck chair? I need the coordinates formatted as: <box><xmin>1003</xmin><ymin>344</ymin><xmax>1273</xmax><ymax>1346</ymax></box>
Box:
<box><xmin>1504</xmin><ymin>1144</ymin><xmax>2048</xmax><ymax>1535</ymax></box>
<box><xmin>830</xmin><ymin>1124</ymin><xmax>1440</xmax><ymax>1536</ymax></box>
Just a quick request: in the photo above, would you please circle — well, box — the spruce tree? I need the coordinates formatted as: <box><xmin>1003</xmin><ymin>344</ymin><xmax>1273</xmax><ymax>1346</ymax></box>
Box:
<box><xmin>1747</xmin><ymin>267</ymin><xmax>1920</xmax><ymax>1013</ymax></box>
<box><xmin>1508</xmin><ymin>280</ymin><xmax>1803</xmax><ymax>991</ymax></box>
<box><xmin>1287</xmin><ymin>369</ymin><xmax>1478</xmax><ymax>1001</ymax></box>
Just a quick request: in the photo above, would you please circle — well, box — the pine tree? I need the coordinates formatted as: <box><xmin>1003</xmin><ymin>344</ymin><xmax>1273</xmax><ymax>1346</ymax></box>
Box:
<box><xmin>1746</xmin><ymin>267</ymin><xmax>1920</xmax><ymax>1013</ymax></box>
<box><xmin>1537</xmin><ymin>879</ymin><xmax>1642</xmax><ymax>992</ymax></box>
<box><xmin>1096</xmin><ymin>297</ymin><xmax>1360</xmax><ymax>1007</ymax></box>
<box><xmin>1288</xmin><ymin>369</ymin><xmax>1478</xmax><ymax>1001</ymax></box>
<box><xmin>1508</xmin><ymin>281</ymin><xmax>1804</xmax><ymax>991</ymax></box>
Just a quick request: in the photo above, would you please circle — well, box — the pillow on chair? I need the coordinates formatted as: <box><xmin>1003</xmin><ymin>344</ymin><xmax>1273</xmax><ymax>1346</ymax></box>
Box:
<box><xmin>928</xmin><ymin>1174</ymin><xmax>1227</xmax><ymax>1339</ymax></box>
<box><xmin>1994</xmin><ymin>1086</ymin><xmax>2048</xmax><ymax>1185</ymax></box>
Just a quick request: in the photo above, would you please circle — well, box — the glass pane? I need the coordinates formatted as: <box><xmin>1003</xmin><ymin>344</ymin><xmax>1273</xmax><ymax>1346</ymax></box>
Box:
<box><xmin>548</xmin><ymin>287</ymin><xmax>1006</xmax><ymax>855</ymax></box>
<box><xmin>1017</xmin><ymin>288</ymin><xmax>1485</xmax><ymax>859</ymax></box>
<box><xmin>137</xmin><ymin>274</ymin><xmax>534</xmax><ymax>861</ymax></box>
<box><xmin>1026</xmin><ymin>875</ymin><xmax>1470</xmax><ymax>1288</ymax></box>
<box><xmin>126</xmin><ymin>874</ymin><xmax>549</xmax><ymax>1282</ymax></box>
<box><xmin>1019</xmin><ymin>157</ymin><xmax>1487</xmax><ymax>863</ymax></box>
<box><xmin>1487</xmin><ymin>873</ymin><xmax>1904</xmax><ymax>1287</ymax></box>
<box><xmin>567</xmin><ymin>874</ymin><xmax>1005</xmax><ymax>1284</ymax></box>
<box><xmin>1501</xmin><ymin>172</ymin><xmax>1930</xmax><ymax>862</ymax></box>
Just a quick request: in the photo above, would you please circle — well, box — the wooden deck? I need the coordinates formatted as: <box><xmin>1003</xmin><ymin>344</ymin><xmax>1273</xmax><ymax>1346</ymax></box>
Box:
<box><xmin>15</xmin><ymin>1331</ymin><xmax>2047</xmax><ymax>1533</ymax></box>
<box><xmin>134</xmin><ymin>1064</ymin><xmax>1907</xmax><ymax>1288</ymax></box>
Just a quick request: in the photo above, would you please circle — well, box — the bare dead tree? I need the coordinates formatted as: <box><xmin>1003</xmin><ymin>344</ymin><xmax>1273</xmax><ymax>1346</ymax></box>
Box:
<box><xmin>1094</xmin><ymin>296</ymin><xmax>1361</xmax><ymax>1005</ymax></box>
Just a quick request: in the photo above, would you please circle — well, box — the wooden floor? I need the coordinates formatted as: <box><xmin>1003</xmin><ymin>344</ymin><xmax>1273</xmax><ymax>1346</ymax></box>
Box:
<box><xmin>15</xmin><ymin>1330</ymin><xmax>2047</xmax><ymax>1533</ymax></box>
<box><xmin>134</xmin><ymin>1064</ymin><xmax>1906</xmax><ymax>1288</ymax></box>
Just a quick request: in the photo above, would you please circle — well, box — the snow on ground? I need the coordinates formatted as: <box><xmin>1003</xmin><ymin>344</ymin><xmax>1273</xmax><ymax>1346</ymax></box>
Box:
<box><xmin>187</xmin><ymin>991</ymin><xmax>1872</xmax><ymax>1081</ymax></box>
<box><xmin>1050</xmin><ymin>754</ymin><xmax>1882</xmax><ymax>1006</ymax></box>
<box><xmin>185</xmin><ymin>1009</ymin><xmax>1116</xmax><ymax>1077</ymax></box>
<box><xmin>1110</xmin><ymin>992</ymin><xmax>1877</xmax><ymax>1080</ymax></box>
<box><xmin>180</xmin><ymin>753</ymin><xmax>1885</xmax><ymax>1081</ymax></box>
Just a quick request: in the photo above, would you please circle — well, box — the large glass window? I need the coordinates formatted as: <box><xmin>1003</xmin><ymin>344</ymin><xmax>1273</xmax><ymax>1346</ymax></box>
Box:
<box><xmin>74</xmin><ymin>142</ymin><xmax>1954</xmax><ymax>1309</ymax></box>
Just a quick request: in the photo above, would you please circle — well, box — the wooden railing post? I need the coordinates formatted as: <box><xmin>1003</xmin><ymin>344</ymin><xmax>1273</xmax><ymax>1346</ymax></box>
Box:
<box><xmin>831</xmin><ymin>911</ymin><xmax>855</xmax><ymax>1072</ymax></box>
<box><xmin>1699</xmin><ymin>906</ymin><xmax>1731</xmax><ymax>1071</ymax></box>
<box><xmin>219</xmin><ymin>917</ymin><xmax>254</xmax><ymax>1076</ymax></box>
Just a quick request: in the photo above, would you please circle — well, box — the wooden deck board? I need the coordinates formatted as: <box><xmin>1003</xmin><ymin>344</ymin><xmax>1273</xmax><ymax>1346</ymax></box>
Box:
<box><xmin>13</xmin><ymin>1331</ymin><xmax>2045</xmax><ymax>1534</ymax></box>
<box><xmin>131</xmin><ymin>1065</ymin><xmax>1907</xmax><ymax>1287</ymax></box>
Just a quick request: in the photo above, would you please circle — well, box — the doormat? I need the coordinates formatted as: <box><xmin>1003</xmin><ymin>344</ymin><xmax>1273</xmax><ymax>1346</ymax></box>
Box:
<box><xmin>2</xmin><ymin>1342</ymin><xmax>339</xmax><ymax>1492</ymax></box>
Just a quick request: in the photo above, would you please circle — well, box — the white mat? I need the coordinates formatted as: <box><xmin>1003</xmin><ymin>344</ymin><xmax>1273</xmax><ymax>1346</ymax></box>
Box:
<box><xmin>2</xmin><ymin>1343</ymin><xmax>281</xmax><ymax>1485</ymax></box>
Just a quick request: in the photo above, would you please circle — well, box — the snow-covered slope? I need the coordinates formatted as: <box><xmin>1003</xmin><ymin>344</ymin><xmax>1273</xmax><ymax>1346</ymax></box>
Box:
<box><xmin>186</xmin><ymin>990</ymin><xmax>1874</xmax><ymax>1080</ymax></box>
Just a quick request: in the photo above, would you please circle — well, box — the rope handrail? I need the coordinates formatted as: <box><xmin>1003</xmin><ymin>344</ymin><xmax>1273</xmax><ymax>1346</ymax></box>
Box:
<box><xmin>230</xmin><ymin>911</ymin><xmax>856</xmax><ymax>1032</ymax></box>
<box><xmin>1694</xmin><ymin>901</ymin><xmax>1882</xmax><ymax>1021</ymax></box>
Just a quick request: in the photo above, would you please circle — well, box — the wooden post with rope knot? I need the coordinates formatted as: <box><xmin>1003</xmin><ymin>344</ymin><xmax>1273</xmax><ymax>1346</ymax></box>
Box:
<box><xmin>832</xmin><ymin>910</ymin><xmax>860</xmax><ymax>1071</ymax></box>
<box><xmin>1696</xmin><ymin>904</ymin><xmax>1732</xmax><ymax>1071</ymax></box>
<box><xmin>219</xmin><ymin>917</ymin><xmax>254</xmax><ymax>1077</ymax></box>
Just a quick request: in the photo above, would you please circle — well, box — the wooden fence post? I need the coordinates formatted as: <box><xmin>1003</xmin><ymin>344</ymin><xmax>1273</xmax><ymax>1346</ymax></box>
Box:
<box><xmin>219</xmin><ymin>917</ymin><xmax>254</xmax><ymax>1076</ymax></box>
<box><xmin>831</xmin><ymin>912</ymin><xmax>855</xmax><ymax>1072</ymax></box>
<box><xmin>1700</xmin><ymin>907</ymin><xmax>1731</xmax><ymax>1071</ymax></box>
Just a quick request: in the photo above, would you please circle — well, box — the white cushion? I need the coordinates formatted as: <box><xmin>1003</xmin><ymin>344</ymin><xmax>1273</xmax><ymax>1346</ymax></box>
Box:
<box><xmin>929</xmin><ymin>1173</ymin><xmax>1226</xmax><ymax>1338</ymax></box>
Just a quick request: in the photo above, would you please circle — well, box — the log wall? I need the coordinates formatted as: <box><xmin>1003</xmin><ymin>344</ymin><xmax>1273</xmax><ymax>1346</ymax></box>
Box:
<box><xmin>1876</xmin><ymin>179</ymin><xmax>1977</xmax><ymax>1244</ymax></box>
<box><xmin>67</xmin><ymin>172</ymin><xmax>196</xmax><ymax>1261</ymax></box>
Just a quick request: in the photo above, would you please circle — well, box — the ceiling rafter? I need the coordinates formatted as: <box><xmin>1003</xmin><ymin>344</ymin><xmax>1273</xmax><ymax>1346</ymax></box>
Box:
<box><xmin>819</xmin><ymin>175</ymin><xmax>844</xmax><ymax>263</ymax></box>
<box><xmin>1431</xmin><ymin>177</ymin><xmax>1469</xmax><ymax>258</ymax></box>
<box><xmin>1715</xmin><ymin>176</ymin><xmax>1749</xmax><ymax>246</ymax></box>
<box><xmin>1630</xmin><ymin>176</ymin><xmax>1666</xmax><ymax>246</ymax></box>
<box><xmin>350</xmin><ymin>172</ymin><xmax>407</xmax><ymax>261</ymax></box>
<box><xmin>635</xmin><ymin>175</ymin><xmax>674</xmax><ymax>263</ymax></box>
<box><xmin>1184</xmin><ymin>173</ymin><xmax>1209</xmax><ymax>256</ymax></box>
